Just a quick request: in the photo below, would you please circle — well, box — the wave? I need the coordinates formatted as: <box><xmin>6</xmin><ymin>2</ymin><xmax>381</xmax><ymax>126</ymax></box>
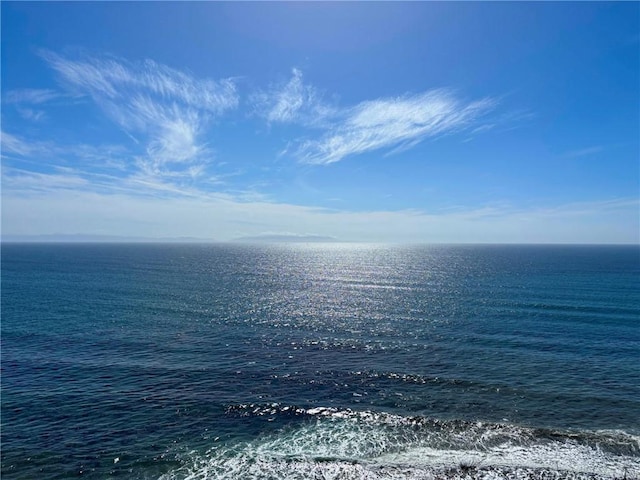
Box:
<box><xmin>158</xmin><ymin>405</ymin><xmax>640</xmax><ymax>479</ymax></box>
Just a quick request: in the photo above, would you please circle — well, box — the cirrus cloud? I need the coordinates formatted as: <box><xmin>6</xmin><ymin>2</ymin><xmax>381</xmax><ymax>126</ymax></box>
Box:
<box><xmin>295</xmin><ymin>89</ymin><xmax>495</xmax><ymax>164</ymax></box>
<box><xmin>251</xmin><ymin>67</ymin><xmax>336</xmax><ymax>126</ymax></box>
<box><xmin>254</xmin><ymin>69</ymin><xmax>496</xmax><ymax>164</ymax></box>
<box><xmin>40</xmin><ymin>51</ymin><xmax>239</xmax><ymax>179</ymax></box>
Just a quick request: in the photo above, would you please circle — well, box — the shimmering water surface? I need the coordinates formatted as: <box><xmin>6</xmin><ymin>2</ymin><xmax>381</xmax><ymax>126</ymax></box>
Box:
<box><xmin>2</xmin><ymin>244</ymin><xmax>639</xmax><ymax>479</ymax></box>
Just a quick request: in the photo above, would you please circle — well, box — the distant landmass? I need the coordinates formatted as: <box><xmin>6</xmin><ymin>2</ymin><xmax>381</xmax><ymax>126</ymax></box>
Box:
<box><xmin>233</xmin><ymin>234</ymin><xmax>338</xmax><ymax>243</ymax></box>
<box><xmin>1</xmin><ymin>234</ymin><xmax>214</xmax><ymax>243</ymax></box>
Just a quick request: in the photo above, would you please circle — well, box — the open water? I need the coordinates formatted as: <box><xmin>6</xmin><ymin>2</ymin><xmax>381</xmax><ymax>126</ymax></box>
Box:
<box><xmin>2</xmin><ymin>243</ymin><xmax>639</xmax><ymax>479</ymax></box>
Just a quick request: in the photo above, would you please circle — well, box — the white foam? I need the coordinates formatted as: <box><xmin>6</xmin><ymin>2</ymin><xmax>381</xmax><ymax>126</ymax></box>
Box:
<box><xmin>159</xmin><ymin>409</ymin><xmax>640</xmax><ymax>479</ymax></box>
<box><xmin>375</xmin><ymin>443</ymin><xmax>640</xmax><ymax>478</ymax></box>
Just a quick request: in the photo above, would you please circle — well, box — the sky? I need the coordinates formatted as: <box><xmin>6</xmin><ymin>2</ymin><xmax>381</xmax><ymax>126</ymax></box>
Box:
<box><xmin>1</xmin><ymin>2</ymin><xmax>639</xmax><ymax>243</ymax></box>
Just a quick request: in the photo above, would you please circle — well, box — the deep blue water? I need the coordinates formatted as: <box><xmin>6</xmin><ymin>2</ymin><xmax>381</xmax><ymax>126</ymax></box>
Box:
<box><xmin>2</xmin><ymin>243</ymin><xmax>639</xmax><ymax>479</ymax></box>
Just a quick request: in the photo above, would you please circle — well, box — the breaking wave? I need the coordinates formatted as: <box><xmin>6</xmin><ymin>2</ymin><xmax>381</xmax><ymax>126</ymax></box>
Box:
<box><xmin>159</xmin><ymin>405</ymin><xmax>640</xmax><ymax>479</ymax></box>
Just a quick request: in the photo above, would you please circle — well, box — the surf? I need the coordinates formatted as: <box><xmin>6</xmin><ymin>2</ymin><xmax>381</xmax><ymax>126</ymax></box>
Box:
<box><xmin>160</xmin><ymin>405</ymin><xmax>640</xmax><ymax>479</ymax></box>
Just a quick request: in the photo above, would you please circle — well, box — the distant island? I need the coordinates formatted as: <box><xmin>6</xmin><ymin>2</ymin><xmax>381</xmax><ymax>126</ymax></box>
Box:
<box><xmin>232</xmin><ymin>234</ymin><xmax>338</xmax><ymax>243</ymax></box>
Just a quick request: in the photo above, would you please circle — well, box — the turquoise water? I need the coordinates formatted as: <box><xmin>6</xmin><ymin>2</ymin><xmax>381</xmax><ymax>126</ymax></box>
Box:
<box><xmin>2</xmin><ymin>243</ymin><xmax>639</xmax><ymax>479</ymax></box>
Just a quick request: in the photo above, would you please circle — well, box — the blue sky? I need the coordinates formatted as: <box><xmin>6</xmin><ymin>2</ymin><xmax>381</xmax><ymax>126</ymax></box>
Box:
<box><xmin>2</xmin><ymin>2</ymin><xmax>638</xmax><ymax>243</ymax></box>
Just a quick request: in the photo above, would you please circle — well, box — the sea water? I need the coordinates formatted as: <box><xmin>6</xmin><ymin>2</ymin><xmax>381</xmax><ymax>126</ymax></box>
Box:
<box><xmin>2</xmin><ymin>243</ymin><xmax>639</xmax><ymax>479</ymax></box>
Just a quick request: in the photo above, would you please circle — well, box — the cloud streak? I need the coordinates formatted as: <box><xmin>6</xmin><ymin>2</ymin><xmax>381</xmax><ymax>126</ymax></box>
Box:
<box><xmin>252</xmin><ymin>68</ymin><xmax>335</xmax><ymax>126</ymax></box>
<box><xmin>4</xmin><ymin>88</ymin><xmax>61</xmax><ymax>104</ymax></box>
<box><xmin>4</xmin><ymin>89</ymin><xmax>64</xmax><ymax>122</ymax></box>
<box><xmin>43</xmin><ymin>53</ymin><xmax>237</xmax><ymax>114</ymax></box>
<box><xmin>41</xmin><ymin>51</ymin><xmax>239</xmax><ymax>180</ymax></box>
<box><xmin>294</xmin><ymin>89</ymin><xmax>495</xmax><ymax>164</ymax></box>
<box><xmin>1</xmin><ymin>131</ymin><xmax>36</xmax><ymax>157</ymax></box>
<box><xmin>1</xmin><ymin>130</ymin><xmax>129</xmax><ymax>172</ymax></box>
<box><xmin>256</xmin><ymin>69</ymin><xmax>496</xmax><ymax>164</ymax></box>
<box><xmin>562</xmin><ymin>146</ymin><xmax>605</xmax><ymax>159</ymax></box>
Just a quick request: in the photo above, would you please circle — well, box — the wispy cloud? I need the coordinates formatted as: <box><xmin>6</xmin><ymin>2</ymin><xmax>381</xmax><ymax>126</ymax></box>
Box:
<box><xmin>2</xmin><ymin>167</ymin><xmax>91</xmax><ymax>192</ymax></box>
<box><xmin>528</xmin><ymin>197</ymin><xmax>639</xmax><ymax>217</ymax></box>
<box><xmin>42</xmin><ymin>53</ymin><xmax>237</xmax><ymax>114</ymax></box>
<box><xmin>16</xmin><ymin>108</ymin><xmax>46</xmax><ymax>122</ymax></box>
<box><xmin>463</xmin><ymin>108</ymin><xmax>535</xmax><ymax>142</ymax></box>
<box><xmin>40</xmin><ymin>51</ymin><xmax>239</xmax><ymax>180</ymax></box>
<box><xmin>4</xmin><ymin>88</ymin><xmax>61</xmax><ymax>104</ymax></box>
<box><xmin>561</xmin><ymin>146</ymin><xmax>604</xmax><ymax>159</ymax></box>
<box><xmin>293</xmin><ymin>89</ymin><xmax>495</xmax><ymax>164</ymax></box>
<box><xmin>4</xmin><ymin>88</ymin><xmax>64</xmax><ymax>122</ymax></box>
<box><xmin>252</xmin><ymin>68</ymin><xmax>335</xmax><ymax>126</ymax></box>
<box><xmin>1</xmin><ymin>130</ymin><xmax>129</xmax><ymax>171</ymax></box>
<box><xmin>1</xmin><ymin>131</ymin><xmax>36</xmax><ymax>157</ymax></box>
<box><xmin>255</xmin><ymin>70</ymin><xmax>495</xmax><ymax>164</ymax></box>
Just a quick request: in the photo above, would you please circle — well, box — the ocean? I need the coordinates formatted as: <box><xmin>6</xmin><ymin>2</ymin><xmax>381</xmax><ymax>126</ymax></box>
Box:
<box><xmin>1</xmin><ymin>243</ymin><xmax>639</xmax><ymax>479</ymax></box>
